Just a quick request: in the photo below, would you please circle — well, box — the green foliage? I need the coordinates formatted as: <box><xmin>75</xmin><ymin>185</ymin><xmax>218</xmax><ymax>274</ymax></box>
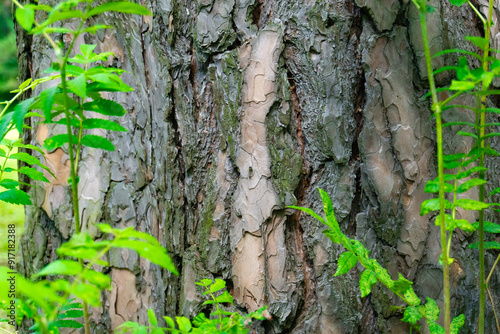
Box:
<box><xmin>0</xmin><ymin>0</ymin><xmax>18</xmax><ymax>101</ymax></box>
<box><xmin>291</xmin><ymin>190</ymin><xmax>464</xmax><ymax>333</ymax></box>
<box><xmin>412</xmin><ymin>0</ymin><xmax>500</xmax><ymax>331</ymax></box>
<box><xmin>117</xmin><ymin>279</ymin><xmax>269</xmax><ymax>334</ymax></box>
<box><xmin>0</xmin><ymin>223</ymin><xmax>179</xmax><ymax>333</ymax></box>
<box><xmin>0</xmin><ymin>137</ymin><xmax>52</xmax><ymax>205</ymax></box>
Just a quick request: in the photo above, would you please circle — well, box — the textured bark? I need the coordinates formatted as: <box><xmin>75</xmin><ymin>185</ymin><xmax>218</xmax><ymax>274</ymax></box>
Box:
<box><xmin>16</xmin><ymin>0</ymin><xmax>500</xmax><ymax>333</ymax></box>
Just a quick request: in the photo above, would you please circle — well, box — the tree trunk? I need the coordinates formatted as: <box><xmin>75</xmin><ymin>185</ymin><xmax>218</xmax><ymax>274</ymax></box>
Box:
<box><xmin>16</xmin><ymin>0</ymin><xmax>500</xmax><ymax>332</ymax></box>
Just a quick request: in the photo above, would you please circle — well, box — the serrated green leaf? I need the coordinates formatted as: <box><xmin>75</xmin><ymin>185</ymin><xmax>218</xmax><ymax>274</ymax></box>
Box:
<box><xmin>209</xmin><ymin>278</ymin><xmax>226</xmax><ymax>293</ymax></box>
<box><xmin>82</xmin><ymin>98</ymin><xmax>127</xmax><ymax>116</ymax></box>
<box><xmin>449</xmin><ymin>80</ymin><xmax>476</xmax><ymax>91</ymax></box>
<box><xmin>86</xmin><ymin>2</ymin><xmax>151</xmax><ymax>18</ymax></box>
<box><xmin>34</xmin><ymin>260</ymin><xmax>83</xmax><ymax>277</ymax></box>
<box><xmin>404</xmin><ymin>289</ymin><xmax>421</xmax><ymax>307</ymax></box>
<box><xmin>0</xmin><ymin>189</ymin><xmax>32</xmax><ymax>205</ymax></box>
<box><xmin>61</xmin><ymin>302</ymin><xmax>83</xmax><ymax>311</ymax></box>
<box><xmin>456</xmin><ymin>178</ymin><xmax>487</xmax><ymax>193</ymax></box>
<box><xmin>0</xmin><ymin>178</ymin><xmax>19</xmax><ymax>189</ymax></box>
<box><xmin>0</xmin><ymin>111</ymin><xmax>14</xmax><ymax>141</ymax></box>
<box><xmin>483</xmin><ymin>147</ymin><xmax>500</xmax><ymax>156</ymax></box>
<box><xmin>96</xmin><ymin>223</ymin><xmax>114</xmax><ymax>233</ymax></box>
<box><xmin>37</xmin><ymin>86</ymin><xmax>58</xmax><ymax>121</ymax></box>
<box><xmin>65</xmin><ymin>64</ymin><xmax>85</xmax><ymax>76</ymax></box>
<box><xmin>67</xmin><ymin>74</ymin><xmax>87</xmax><ymax>98</ymax></box>
<box><xmin>450</xmin><ymin>314</ymin><xmax>465</xmax><ymax>334</ymax></box>
<box><xmin>392</xmin><ymin>273</ymin><xmax>413</xmax><ymax>295</ymax></box>
<box><xmin>81</xmin><ymin>135</ymin><xmax>115</xmax><ymax>151</ymax></box>
<box><xmin>150</xmin><ymin>328</ymin><xmax>163</xmax><ymax>334</ymax></box>
<box><xmin>335</xmin><ymin>251</ymin><xmax>357</xmax><ymax>276</ymax></box>
<box><xmin>15</xmin><ymin>6</ymin><xmax>35</xmax><ymax>31</ymax></box>
<box><xmin>87</xmin><ymin>66</ymin><xmax>126</xmax><ymax>75</ymax></box>
<box><xmin>175</xmin><ymin>317</ymin><xmax>192</xmax><ymax>332</ymax></box>
<box><xmin>43</xmin><ymin>27</ymin><xmax>76</xmax><ymax>34</ymax></box>
<box><xmin>288</xmin><ymin>205</ymin><xmax>326</xmax><ymax>224</ymax></box>
<box><xmin>443</xmin><ymin>153</ymin><xmax>466</xmax><ymax>162</ymax></box>
<box><xmin>87</xmin><ymin>73</ymin><xmax>123</xmax><ymax>85</ymax></box>
<box><xmin>13</xmin><ymin>97</ymin><xmax>35</xmax><ymax>133</ymax></box>
<box><xmin>449</xmin><ymin>0</ymin><xmax>467</xmax><ymax>5</ymax></box>
<box><xmin>429</xmin><ymin>321</ymin><xmax>445</xmax><ymax>334</ymax></box>
<box><xmin>423</xmin><ymin>297</ymin><xmax>440</xmax><ymax>322</ymax></box>
<box><xmin>19</xmin><ymin>78</ymin><xmax>32</xmax><ymax>90</ymax></box>
<box><xmin>424</xmin><ymin>180</ymin><xmax>453</xmax><ymax>193</ymax></box>
<box><xmin>58</xmin><ymin>309</ymin><xmax>84</xmax><ymax>319</ymax></box>
<box><xmin>469</xmin><ymin>241</ymin><xmax>500</xmax><ymax>249</ymax></box>
<box><xmin>420</xmin><ymin>198</ymin><xmax>452</xmax><ymax>215</ymax></box>
<box><xmin>86</xmin><ymin>81</ymin><xmax>134</xmax><ymax>93</ymax></box>
<box><xmin>359</xmin><ymin>270</ymin><xmax>377</xmax><ymax>298</ymax></box>
<box><xmin>89</xmin><ymin>52</ymin><xmax>115</xmax><ymax>63</ymax></box>
<box><xmin>454</xmin><ymin>198</ymin><xmax>489</xmax><ymax>210</ymax></box>
<box><xmin>444</xmin><ymin>160</ymin><xmax>461</xmax><ymax>169</ymax></box>
<box><xmin>9</xmin><ymin>152</ymin><xmax>54</xmax><ymax>177</ymax></box>
<box><xmin>18</xmin><ymin>166</ymin><xmax>49</xmax><ymax>182</ymax></box>
<box><xmin>72</xmin><ymin>283</ymin><xmax>101</xmax><ymax>307</ymax></box>
<box><xmin>68</xmin><ymin>54</ymin><xmax>87</xmax><ymax>64</ymax></box>
<box><xmin>82</xmin><ymin>119</ymin><xmax>127</xmax><ymax>132</ymax></box>
<box><xmin>82</xmin><ymin>270</ymin><xmax>111</xmax><ymax>289</ymax></box>
<box><xmin>401</xmin><ymin>306</ymin><xmax>421</xmax><ymax>325</ymax></box>
<box><xmin>192</xmin><ymin>313</ymin><xmax>209</xmax><ymax>327</ymax></box>
<box><xmin>115</xmin><ymin>322</ymin><xmax>139</xmax><ymax>334</ymax></box>
<box><xmin>50</xmin><ymin>117</ymin><xmax>80</xmax><ymax>128</ymax></box>
<box><xmin>453</xmin><ymin>219</ymin><xmax>475</xmax><ymax>232</ymax></box>
<box><xmin>147</xmin><ymin>309</ymin><xmax>158</xmax><ymax>326</ymax></box>
<box><xmin>466</xmin><ymin>36</ymin><xmax>488</xmax><ymax>50</ymax></box>
<box><xmin>319</xmin><ymin>188</ymin><xmax>340</xmax><ymax>233</ymax></box>
<box><xmin>52</xmin><ymin>319</ymin><xmax>83</xmax><ymax>329</ymax></box>
<box><xmin>163</xmin><ymin>316</ymin><xmax>175</xmax><ymax>328</ymax></box>
<box><xmin>48</xmin><ymin>9</ymin><xmax>83</xmax><ymax>24</ymax></box>
<box><xmin>472</xmin><ymin>221</ymin><xmax>500</xmax><ymax>233</ymax></box>
<box><xmin>44</xmin><ymin>134</ymin><xmax>78</xmax><ymax>151</ymax></box>
<box><xmin>215</xmin><ymin>290</ymin><xmax>233</xmax><ymax>303</ymax></box>
<box><xmin>80</xmin><ymin>44</ymin><xmax>97</xmax><ymax>58</ymax></box>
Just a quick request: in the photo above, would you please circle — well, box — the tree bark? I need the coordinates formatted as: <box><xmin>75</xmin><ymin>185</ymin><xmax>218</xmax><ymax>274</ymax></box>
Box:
<box><xmin>16</xmin><ymin>0</ymin><xmax>500</xmax><ymax>333</ymax></box>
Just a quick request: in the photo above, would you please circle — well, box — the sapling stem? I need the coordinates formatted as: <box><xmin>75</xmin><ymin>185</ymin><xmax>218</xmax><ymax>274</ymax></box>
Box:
<box><xmin>205</xmin><ymin>287</ymin><xmax>223</xmax><ymax>330</ymax></box>
<box><xmin>57</xmin><ymin>5</ymin><xmax>91</xmax><ymax>333</ymax></box>
<box><xmin>476</xmin><ymin>0</ymin><xmax>494</xmax><ymax>331</ymax></box>
<box><xmin>417</xmin><ymin>0</ymin><xmax>450</xmax><ymax>331</ymax></box>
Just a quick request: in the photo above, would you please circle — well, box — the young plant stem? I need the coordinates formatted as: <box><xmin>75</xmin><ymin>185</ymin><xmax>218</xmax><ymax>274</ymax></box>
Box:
<box><xmin>205</xmin><ymin>287</ymin><xmax>223</xmax><ymax>330</ymax></box>
<box><xmin>418</xmin><ymin>1</ymin><xmax>450</xmax><ymax>332</ymax></box>
<box><xmin>57</xmin><ymin>7</ymin><xmax>90</xmax><ymax>333</ymax></box>
<box><xmin>476</xmin><ymin>0</ymin><xmax>494</xmax><ymax>331</ymax></box>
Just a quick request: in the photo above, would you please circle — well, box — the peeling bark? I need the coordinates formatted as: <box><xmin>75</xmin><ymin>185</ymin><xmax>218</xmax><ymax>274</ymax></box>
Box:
<box><xmin>17</xmin><ymin>0</ymin><xmax>500</xmax><ymax>333</ymax></box>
